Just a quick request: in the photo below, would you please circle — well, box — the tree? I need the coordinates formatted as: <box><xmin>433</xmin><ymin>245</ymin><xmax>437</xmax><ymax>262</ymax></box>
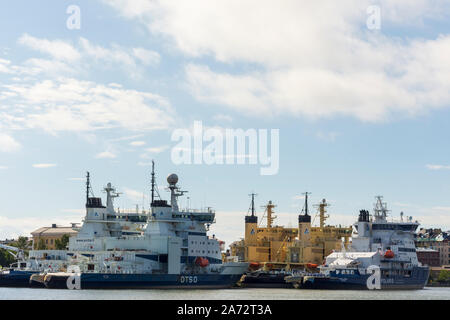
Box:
<box><xmin>54</xmin><ymin>234</ymin><xmax>70</xmax><ymax>250</ymax></box>
<box><xmin>36</xmin><ymin>238</ymin><xmax>47</xmax><ymax>250</ymax></box>
<box><xmin>437</xmin><ymin>270</ymin><xmax>450</xmax><ymax>283</ymax></box>
<box><xmin>0</xmin><ymin>249</ymin><xmax>15</xmax><ymax>268</ymax></box>
<box><xmin>15</xmin><ymin>236</ymin><xmax>29</xmax><ymax>250</ymax></box>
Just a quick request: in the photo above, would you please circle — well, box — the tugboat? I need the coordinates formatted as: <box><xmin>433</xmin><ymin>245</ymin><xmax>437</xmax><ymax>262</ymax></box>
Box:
<box><xmin>240</xmin><ymin>269</ymin><xmax>294</xmax><ymax>288</ymax></box>
<box><xmin>44</xmin><ymin>163</ymin><xmax>249</xmax><ymax>289</ymax></box>
<box><xmin>286</xmin><ymin>197</ymin><xmax>429</xmax><ymax>290</ymax></box>
<box><xmin>0</xmin><ymin>243</ymin><xmax>67</xmax><ymax>288</ymax></box>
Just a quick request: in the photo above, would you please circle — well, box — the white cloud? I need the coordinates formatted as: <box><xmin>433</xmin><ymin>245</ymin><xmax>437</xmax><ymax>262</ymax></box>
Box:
<box><xmin>0</xmin><ymin>78</ymin><xmax>174</xmax><ymax>133</ymax></box>
<box><xmin>18</xmin><ymin>33</ymin><xmax>81</xmax><ymax>62</ymax></box>
<box><xmin>95</xmin><ymin>151</ymin><xmax>117</xmax><ymax>159</ymax></box>
<box><xmin>32</xmin><ymin>163</ymin><xmax>57</xmax><ymax>168</ymax></box>
<box><xmin>123</xmin><ymin>188</ymin><xmax>146</xmax><ymax>202</ymax></box>
<box><xmin>130</xmin><ymin>141</ymin><xmax>146</xmax><ymax>147</ymax></box>
<box><xmin>104</xmin><ymin>0</ymin><xmax>450</xmax><ymax>122</ymax></box>
<box><xmin>140</xmin><ymin>145</ymin><xmax>169</xmax><ymax>159</ymax></box>
<box><xmin>0</xmin><ymin>133</ymin><xmax>21</xmax><ymax>152</ymax></box>
<box><xmin>0</xmin><ymin>214</ymin><xmax>83</xmax><ymax>239</ymax></box>
<box><xmin>0</xmin><ymin>166</ymin><xmax>8</xmax><ymax>170</ymax></box>
<box><xmin>132</xmin><ymin>47</ymin><xmax>160</xmax><ymax>66</ymax></box>
<box><xmin>79</xmin><ymin>37</ymin><xmax>160</xmax><ymax>77</ymax></box>
<box><xmin>212</xmin><ymin>114</ymin><xmax>233</xmax><ymax>123</ymax></box>
<box><xmin>16</xmin><ymin>34</ymin><xmax>160</xmax><ymax>78</ymax></box>
<box><xmin>0</xmin><ymin>58</ymin><xmax>14</xmax><ymax>74</ymax></box>
<box><xmin>145</xmin><ymin>146</ymin><xmax>169</xmax><ymax>153</ymax></box>
<box><xmin>109</xmin><ymin>134</ymin><xmax>145</xmax><ymax>142</ymax></box>
<box><xmin>426</xmin><ymin>164</ymin><xmax>450</xmax><ymax>170</ymax></box>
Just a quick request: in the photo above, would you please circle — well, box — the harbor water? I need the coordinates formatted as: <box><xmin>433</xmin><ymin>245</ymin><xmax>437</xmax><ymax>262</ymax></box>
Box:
<box><xmin>0</xmin><ymin>287</ymin><xmax>448</xmax><ymax>300</ymax></box>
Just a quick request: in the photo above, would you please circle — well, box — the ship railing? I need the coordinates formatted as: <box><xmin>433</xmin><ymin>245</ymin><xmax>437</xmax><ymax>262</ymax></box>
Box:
<box><xmin>182</xmin><ymin>208</ymin><xmax>215</xmax><ymax>214</ymax></box>
<box><xmin>114</xmin><ymin>209</ymin><xmax>149</xmax><ymax>215</ymax></box>
<box><xmin>225</xmin><ymin>256</ymin><xmax>239</xmax><ymax>263</ymax></box>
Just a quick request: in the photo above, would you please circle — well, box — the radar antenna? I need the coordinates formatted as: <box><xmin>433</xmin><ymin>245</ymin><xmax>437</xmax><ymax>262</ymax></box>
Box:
<box><xmin>85</xmin><ymin>172</ymin><xmax>95</xmax><ymax>207</ymax></box>
<box><xmin>301</xmin><ymin>192</ymin><xmax>311</xmax><ymax>216</ymax></box>
<box><xmin>151</xmin><ymin>160</ymin><xmax>161</xmax><ymax>206</ymax></box>
<box><xmin>248</xmin><ymin>193</ymin><xmax>258</xmax><ymax>217</ymax></box>
<box><xmin>374</xmin><ymin>196</ymin><xmax>390</xmax><ymax>221</ymax></box>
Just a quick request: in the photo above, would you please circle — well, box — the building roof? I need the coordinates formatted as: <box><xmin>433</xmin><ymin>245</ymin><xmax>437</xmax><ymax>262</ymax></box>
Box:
<box><xmin>31</xmin><ymin>226</ymin><xmax>78</xmax><ymax>236</ymax></box>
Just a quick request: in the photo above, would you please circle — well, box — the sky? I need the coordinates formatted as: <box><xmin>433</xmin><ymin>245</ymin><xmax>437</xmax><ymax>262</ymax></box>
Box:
<box><xmin>0</xmin><ymin>0</ymin><xmax>450</xmax><ymax>247</ymax></box>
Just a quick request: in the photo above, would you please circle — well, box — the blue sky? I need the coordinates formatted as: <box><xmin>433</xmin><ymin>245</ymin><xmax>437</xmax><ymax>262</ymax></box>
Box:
<box><xmin>0</xmin><ymin>0</ymin><xmax>450</xmax><ymax>246</ymax></box>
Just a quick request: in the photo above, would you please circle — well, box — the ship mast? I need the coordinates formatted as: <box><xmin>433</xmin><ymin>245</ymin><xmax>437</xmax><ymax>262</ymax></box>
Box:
<box><xmin>266</xmin><ymin>201</ymin><xmax>277</xmax><ymax>228</ymax></box>
<box><xmin>86</xmin><ymin>171</ymin><xmax>90</xmax><ymax>207</ymax></box>
<box><xmin>319</xmin><ymin>199</ymin><xmax>330</xmax><ymax>228</ymax></box>
<box><xmin>302</xmin><ymin>192</ymin><xmax>311</xmax><ymax>216</ymax></box>
<box><xmin>249</xmin><ymin>193</ymin><xmax>257</xmax><ymax>217</ymax></box>
<box><xmin>374</xmin><ymin>195</ymin><xmax>389</xmax><ymax>221</ymax></box>
<box><xmin>151</xmin><ymin>160</ymin><xmax>155</xmax><ymax>206</ymax></box>
<box><xmin>150</xmin><ymin>160</ymin><xmax>161</xmax><ymax>208</ymax></box>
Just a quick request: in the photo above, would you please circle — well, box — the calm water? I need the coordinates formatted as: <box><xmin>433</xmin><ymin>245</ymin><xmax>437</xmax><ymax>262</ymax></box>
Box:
<box><xmin>0</xmin><ymin>287</ymin><xmax>449</xmax><ymax>300</ymax></box>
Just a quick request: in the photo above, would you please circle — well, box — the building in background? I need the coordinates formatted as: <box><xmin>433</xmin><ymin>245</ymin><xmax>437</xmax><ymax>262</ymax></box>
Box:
<box><xmin>416</xmin><ymin>228</ymin><xmax>450</xmax><ymax>267</ymax></box>
<box><xmin>416</xmin><ymin>248</ymin><xmax>440</xmax><ymax>267</ymax></box>
<box><xmin>31</xmin><ymin>224</ymin><xmax>78</xmax><ymax>250</ymax></box>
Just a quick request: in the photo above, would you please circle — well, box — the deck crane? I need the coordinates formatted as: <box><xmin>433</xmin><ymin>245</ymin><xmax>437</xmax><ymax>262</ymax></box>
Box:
<box><xmin>0</xmin><ymin>244</ymin><xmax>25</xmax><ymax>261</ymax></box>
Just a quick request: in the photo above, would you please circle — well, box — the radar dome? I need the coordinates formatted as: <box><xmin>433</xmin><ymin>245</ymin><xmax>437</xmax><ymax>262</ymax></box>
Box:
<box><xmin>167</xmin><ymin>174</ymin><xmax>178</xmax><ymax>185</ymax></box>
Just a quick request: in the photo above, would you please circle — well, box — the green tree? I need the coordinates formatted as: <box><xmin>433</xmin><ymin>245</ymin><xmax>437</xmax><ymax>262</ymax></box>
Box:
<box><xmin>0</xmin><ymin>249</ymin><xmax>16</xmax><ymax>268</ymax></box>
<box><xmin>15</xmin><ymin>236</ymin><xmax>29</xmax><ymax>250</ymax></box>
<box><xmin>54</xmin><ymin>234</ymin><xmax>70</xmax><ymax>250</ymax></box>
<box><xmin>437</xmin><ymin>270</ymin><xmax>450</xmax><ymax>283</ymax></box>
<box><xmin>36</xmin><ymin>238</ymin><xmax>47</xmax><ymax>250</ymax></box>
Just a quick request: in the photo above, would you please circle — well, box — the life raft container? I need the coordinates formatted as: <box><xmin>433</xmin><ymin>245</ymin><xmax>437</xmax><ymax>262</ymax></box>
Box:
<box><xmin>195</xmin><ymin>257</ymin><xmax>210</xmax><ymax>268</ymax></box>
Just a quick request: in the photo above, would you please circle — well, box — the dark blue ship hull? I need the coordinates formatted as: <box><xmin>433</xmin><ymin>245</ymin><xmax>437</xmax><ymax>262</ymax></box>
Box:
<box><xmin>299</xmin><ymin>266</ymin><xmax>429</xmax><ymax>290</ymax></box>
<box><xmin>241</xmin><ymin>272</ymin><xmax>293</xmax><ymax>288</ymax></box>
<box><xmin>45</xmin><ymin>273</ymin><xmax>244</xmax><ymax>289</ymax></box>
<box><xmin>0</xmin><ymin>270</ymin><xmax>38</xmax><ymax>288</ymax></box>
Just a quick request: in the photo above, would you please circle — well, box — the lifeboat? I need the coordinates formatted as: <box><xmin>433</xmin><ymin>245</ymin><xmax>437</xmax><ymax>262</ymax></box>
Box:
<box><xmin>195</xmin><ymin>257</ymin><xmax>210</xmax><ymax>268</ymax></box>
<box><xmin>249</xmin><ymin>262</ymin><xmax>260</xmax><ymax>269</ymax></box>
<box><xmin>307</xmin><ymin>263</ymin><xmax>319</xmax><ymax>269</ymax></box>
<box><xmin>384</xmin><ymin>250</ymin><xmax>395</xmax><ymax>259</ymax></box>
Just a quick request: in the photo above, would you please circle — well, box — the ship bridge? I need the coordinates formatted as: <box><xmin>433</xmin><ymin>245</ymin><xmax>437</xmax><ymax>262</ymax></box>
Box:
<box><xmin>173</xmin><ymin>209</ymin><xmax>216</xmax><ymax>223</ymax></box>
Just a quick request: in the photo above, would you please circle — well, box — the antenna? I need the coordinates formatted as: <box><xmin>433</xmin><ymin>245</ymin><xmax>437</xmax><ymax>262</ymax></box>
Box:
<box><xmin>248</xmin><ymin>193</ymin><xmax>257</xmax><ymax>217</ymax></box>
<box><xmin>266</xmin><ymin>201</ymin><xmax>277</xmax><ymax>228</ymax></box>
<box><xmin>374</xmin><ymin>195</ymin><xmax>390</xmax><ymax>221</ymax></box>
<box><xmin>85</xmin><ymin>172</ymin><xmax>95</xmax><ymax>206</ymax></box>
<box><xmin>151</xmin><ymin>160</ymin><xmax>155</xmax><ymax>205</ymax></box>
<box><xmin>86</xmin><ymin>171</ymin><xmax>90</xmax><ymax>207</ymax></box>
<box><xmin>150</xmin><ymin>160</ymin><xmax>161</xmax><ymax>207</ymax></box>
<box><xmin>318</xmin><ymin>199</ymin><xmax>330</xmax><ymax>228</ymax></box>
<box><xmin>302</xmin><ymin>192</ymin><xmax>311</xmax><ymax>216</ymax></box>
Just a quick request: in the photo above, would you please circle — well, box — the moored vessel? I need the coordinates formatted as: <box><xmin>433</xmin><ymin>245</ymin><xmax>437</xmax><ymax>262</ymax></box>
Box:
<box><xmin>44</xmin><ymin>163</ymin><xmax>249</xmax><ymax>289</ymax></box>
<box><xmin>286</xmin><ymin>197</ymin><xmax>429</xmax><ymax>290</ymax></box>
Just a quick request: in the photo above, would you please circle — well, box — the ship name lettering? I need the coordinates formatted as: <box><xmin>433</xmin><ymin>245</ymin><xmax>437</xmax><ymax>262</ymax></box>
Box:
<box><xmin>180</xmin><ymin>276</ymin><xmax>198</xmax><ymax>284</ymax></box>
